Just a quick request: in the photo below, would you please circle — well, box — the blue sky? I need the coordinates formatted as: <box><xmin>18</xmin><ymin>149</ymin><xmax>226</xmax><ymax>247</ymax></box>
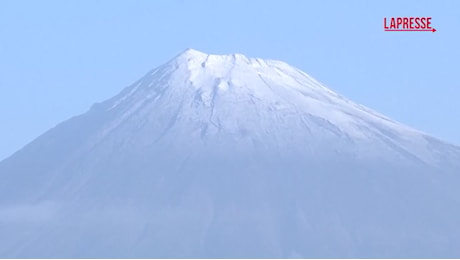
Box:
<box><xmin>0</xmin><ymin>0</ymin><xmax>459</xmax><ymax>160</ymax></box>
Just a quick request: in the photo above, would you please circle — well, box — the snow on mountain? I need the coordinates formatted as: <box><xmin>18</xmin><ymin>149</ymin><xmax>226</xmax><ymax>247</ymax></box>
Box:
<box><xmin>1</xmin><ymin>49</ymin><xmax>460</xmax><ymax>258</ymax></box>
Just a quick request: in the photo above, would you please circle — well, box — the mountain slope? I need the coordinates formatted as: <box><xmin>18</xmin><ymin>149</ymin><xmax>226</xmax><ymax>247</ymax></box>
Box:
<box><xmin>1</xmin><ymin>49</ymin><xmax>460</xmax><ymax>258</ymax></box>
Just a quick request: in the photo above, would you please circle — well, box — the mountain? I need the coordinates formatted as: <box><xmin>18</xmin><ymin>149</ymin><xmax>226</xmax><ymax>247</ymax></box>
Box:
<box><xmin>1</xmin><ymin>49</ymin><xmax>460</xmax><ymax>258</ymax></box>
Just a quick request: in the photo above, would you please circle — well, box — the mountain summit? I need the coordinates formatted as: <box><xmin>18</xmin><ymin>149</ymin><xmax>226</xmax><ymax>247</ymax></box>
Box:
<box><xmin>1</xmin><ymin>49</ymin><xmax>460</xmax><ymax>258</ymax></box>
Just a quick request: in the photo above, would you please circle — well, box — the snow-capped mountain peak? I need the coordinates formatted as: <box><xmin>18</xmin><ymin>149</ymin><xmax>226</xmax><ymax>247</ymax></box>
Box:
<box><xmin>97</xmin><ymin>49</ymin><xmax>459</xmax><ymax>168</ymax></box>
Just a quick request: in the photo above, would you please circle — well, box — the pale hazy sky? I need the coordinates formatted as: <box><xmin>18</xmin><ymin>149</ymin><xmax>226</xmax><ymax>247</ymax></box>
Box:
<box><xmin>0</xmin><ymin>0</ymin><xmax>459</xmax><ymax>160</ymax></box>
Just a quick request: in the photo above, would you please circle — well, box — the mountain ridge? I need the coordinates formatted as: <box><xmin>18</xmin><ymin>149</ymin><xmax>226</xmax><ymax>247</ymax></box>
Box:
<box><xmin>1</xmin><ymin>49</ymin><xmax>460</xmax><ymax>258</ymax></box>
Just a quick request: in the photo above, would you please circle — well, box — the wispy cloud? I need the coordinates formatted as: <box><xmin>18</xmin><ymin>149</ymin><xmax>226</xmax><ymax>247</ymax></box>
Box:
<box><xmin>0</xmin><ymin>201</ymin><xmax>57</xmax><ymax>224</ymax></box>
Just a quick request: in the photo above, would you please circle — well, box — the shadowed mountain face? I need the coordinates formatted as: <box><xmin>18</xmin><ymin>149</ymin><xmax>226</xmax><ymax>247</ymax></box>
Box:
<box><xmin>1</xmin><ymin>49</ymin><xmax>460</xmax><ymax>258</ymax></box>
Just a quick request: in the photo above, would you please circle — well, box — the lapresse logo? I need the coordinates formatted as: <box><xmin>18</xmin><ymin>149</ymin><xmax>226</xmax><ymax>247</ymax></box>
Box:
<box><xmin>384</xmin><ymin>17</ymin><xmax>436</xmax><ymax>32</ymax></box>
